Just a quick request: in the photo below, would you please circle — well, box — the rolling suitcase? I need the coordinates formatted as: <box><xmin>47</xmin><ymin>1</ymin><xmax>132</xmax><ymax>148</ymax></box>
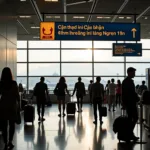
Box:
<box><xmin>113</xmin><ymin>109</ymin><xmax>131</xmax><ymax>142</ymax></box>
<box><xmin>24</xmin><ymin>99</ymin><xmax>35</xmax><ymax>124</ymax></box>
<box><xmin>66</xmin><ymin>97</ymin><xmax>76</xmax><ymax>115</ymax></box>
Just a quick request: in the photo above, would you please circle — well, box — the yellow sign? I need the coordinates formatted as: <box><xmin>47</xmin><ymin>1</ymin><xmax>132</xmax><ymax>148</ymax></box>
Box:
<box><xmin>40</xmin><ymin>22</ymin><xmax>55</xmax><ymax>40</ymax></box>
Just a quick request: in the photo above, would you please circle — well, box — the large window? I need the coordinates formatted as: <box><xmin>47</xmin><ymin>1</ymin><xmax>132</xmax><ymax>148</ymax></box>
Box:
<box><xmin>29</xmin><ymin>77</ymin><xmax>60</xmax><ymax>90</ymax></box>
<box><xmin>29</xmin><ymin>50</ymin><xmax>60</xmax><ymax>62</ymax></box>
<box><xmin>126</xmin><ymin>63</ymin><xmax>150</xmax><ymax>76</ymax></box>
<box><xmin>94</xmin><ymin>50</ymin><xmax>123</xmax><ymax>62</ymax></box>
<box><xmin>17</xmin><ymin>50</ymin><xmax>27</xmax><ymax>62</ymax></box>
<box><xmin>17</xmin><ymin>40</ymin><xmax>150</xmax><ymax>90</ymax></box>
<box><xmin>94</xmin><ymin>63</ymin><xmax>124</xmax><ymax>76</ymax></box>
<box><xmin>29</xmin><ymin>63</ymin><xmax>60</xmax><ymax>76</ymax></box>
<box><xmin>61</xmin><ymin>41</ymin><xmax>92</xmax><ymax>48</ymax></box>
<box><xmin>29</xmin><ymin>41</ymin><xmax>60</xmax><ymax>48</ymax></box>
<box><xmin>17</xmin><ymin>64</ymin><xmax>27</xmax><ymax>76</ymax></box>
<box><xmin>62</xmin><ymin>50</ymin><xmax>92</xmax><ymax>62</ymax></box>
<box><xmin>62</xmin><ymin>63</ymin><xmax>92</xmax><ymax>76</ymax></box>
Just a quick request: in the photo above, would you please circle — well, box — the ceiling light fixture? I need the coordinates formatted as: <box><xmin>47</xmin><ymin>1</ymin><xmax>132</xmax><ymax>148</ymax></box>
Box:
<box><xmin>119</xmin><ymin>16</ymin><xmax>124</xmax><ymax>19</ymax></box>
<box><xmin>45</xmin><ymin>0</ymin><xmax>58</xmax><ymax>2</ymax></box>
<box><xmin>73</xmin><ymin>16</ymin><xmax>85</xmax><ymax>19</ymax></box>
<box><xmin>144</xmin><ymin>16</ymin><xmax>148</xmax><ymax>19</ymax></box>
<box><xmin>105</xmin><ymin>17</ymin><xmax>111</xmax><ymax>19</ymax></box>
<box><xmin>19</xmin><ymin>16</ymin><xmax>31</xmax><ymax>18</ymax></box>
<box><xmin>31</xmin><ymin>26</ymin><xmax>40</xmax><ymax>29</ymax></box>
<box><xmin>33</xmin><ymin>36</ymin><xmax>40</xmax><ymax>39</ymax></box>
<box><xmin>97</xmin><ymin>16</ymin><xmax>103</xmax><ymax>19</ymax></box>
<box><xmin>126</xmin><ymin>16</ymin><xmax>132</xmax><ymax>19</ymax></box>
<box><xmin>46</xmin><ymin>16</ymin><xmax>60</xmax><ymax>18</ymax></box>
<box><xmin>20</xmin><ymin>0</ymin><xmax>26</xmax><ymax>1</ymax></box>
<box><xmin>97</xmin><ymin>16</ymin><xmax>111</xmax><ymax>19</ymax></box>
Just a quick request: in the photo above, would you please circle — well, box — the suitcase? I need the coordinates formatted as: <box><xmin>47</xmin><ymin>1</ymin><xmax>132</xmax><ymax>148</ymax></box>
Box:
<box><xmin>21</xmin><ymin>99</ymin><xmax>28</xmax><ymax>110</ymax></box>
<box><xmin>66</xmin><ymin>98</ymin><xmax>76</xmax><ymax>115</ymax></box>
<box><xmin>113</xmin><ymin>110</ymin><xmax>132</xmax><ymax>142</ymax></box>
<box><xmin>24</xmin><ymin>99</ymin><xmax>35</xmax><ymax>124</ymax></box>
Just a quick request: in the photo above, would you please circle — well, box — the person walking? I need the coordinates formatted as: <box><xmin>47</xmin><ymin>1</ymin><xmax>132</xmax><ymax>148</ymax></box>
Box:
<box><xmin>33</xmin><ymin>77</ymin><xmax>49</xmax><ymax>121</ymax></box>
<box><xmin>54</xmin><ymin>77</ymin><xmax>70</xmax><ymax>117</ymax></box>
<box><xmin>88</xmin><ymin>80</ymin><xmax>93</xmax><ymax>104</ymax></box>
<box><xmin>122</xmin><ymin>67</ymin><xmax>139</xmax><ymax>141</ymax></box>
<box><xmin>72</xmin><ymin>77</ymin><xmax>86</xmax><ymax>112</ymax></box>
<box><xmin>116</xmin><ymin>80</ymin><xmax>122</xmax><ymax>107</ymax></box>
<box><xmin>91</xmin><ymin>77</ymin><xmax>104</xmax><ymax>125</ymax></box>
<box><xmin>108</xmin><ymin>78</ymin><xmax>117</xmax><ymax>111</ymax></box>
<box><xmin>0</xmin><ymin>67</ymin><xmax>20</xmax><ymax>150</ymax></box>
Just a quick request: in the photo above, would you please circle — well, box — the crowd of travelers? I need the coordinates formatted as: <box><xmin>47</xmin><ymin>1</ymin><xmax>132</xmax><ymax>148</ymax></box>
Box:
<box><xmin>0</xmin><ymin>66</ymin><xmax>148</xmax><ymax>149</ymax></box>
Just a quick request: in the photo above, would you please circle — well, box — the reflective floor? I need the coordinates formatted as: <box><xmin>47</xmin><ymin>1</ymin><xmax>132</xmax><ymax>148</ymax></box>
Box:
<box><xmin>0</xmin><ymin>104</ymin><xmax>150</xmax><ymax>150</ymax></box>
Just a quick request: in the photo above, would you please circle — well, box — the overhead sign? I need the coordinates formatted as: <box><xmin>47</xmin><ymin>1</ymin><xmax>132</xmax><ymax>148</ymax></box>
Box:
<box><xmin>113</xmin><ymin>43</ymin><xmax>142</xmax><ymax>56</ymax></box>
<box><xmin>40</xmin><ymin>22</ymin><xmax>140</xmax><ymax>41</ymax></box>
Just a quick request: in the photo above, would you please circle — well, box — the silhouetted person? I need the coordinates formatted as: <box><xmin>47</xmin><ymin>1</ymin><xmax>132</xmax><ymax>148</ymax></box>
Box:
<box><xmin>33</xmin><ymin>77</ymin><xmax>49</xmax><ymax>121</ymax></box>
<box><xmin>54</xmin><ymin>77</ymin><xmax>70</xmax><ymax>117</ymax></box>
<box><xmin>108</xmin><ymin>78</ymin><xmax>117</xmax><ymax>111</ymax></box>
<box><xmin>88</xmin><ymin>80</ymin><xmax>93</xmax><ymax>104</ymax></box>
<box><xmin>91</xmin><ymin>76</ymin><xmax>104</xmax><ymax>125</ymax></box>
<box><xmin>116</xmin><ymin>80</ymin><xmax>122</xmax><ymax>107</ymax></box>
<box><xmin>122</xmin><ymin>67</ymin><xmax>139</xmax><ymax>141</ymax></box>
<box><xmin>0</xmin><ymin>67</ymin><xmax>20</xmax><ymax>150</ymax></box>
<box><xmin>105</xmin><ymin>80</ymin><xmax>110</xmax><ymax>104</ymax></box>
<box><xmin>18</xmin><ymin>83</ymin><xmax>24</xmax><ymax>93</ymax></box>
<box><xmin>72</xmin><ymin>77</ymin><xmax>86</xmax><ymax>112</ymax></box>
<box><xmin>138</xmin><ymin>80</ymin><xmax>148</xmax><ymax>95</ymax></box>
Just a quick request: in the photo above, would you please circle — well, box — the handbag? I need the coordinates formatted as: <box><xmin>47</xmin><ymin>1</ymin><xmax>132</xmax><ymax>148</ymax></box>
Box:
<box><xmin>53</xmin><ymin>88</ymin><xmax>59</xmax><ymax>96</ymax></box>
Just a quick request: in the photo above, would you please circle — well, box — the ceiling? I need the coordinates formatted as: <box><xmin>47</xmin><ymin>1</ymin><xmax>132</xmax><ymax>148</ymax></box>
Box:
<box><xmin>15</xmin><ymin>0</ymin><xmax>150</xmax><ymax>40</ymax></box>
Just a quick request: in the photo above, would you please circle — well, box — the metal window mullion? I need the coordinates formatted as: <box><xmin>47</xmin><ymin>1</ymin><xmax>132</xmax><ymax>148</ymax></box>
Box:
<box><xmin>92</xmin><ymin>40</ymin><xmax>94</xmax><ymax>82</ymax></box>
<box><xmin>27</xmin><ymin>41</ymin><xmax>29</xmax><ymax>91</ymax></box>
<box><xmin>60</xmin><ymin>41</ymin><xmax>61</xmax><ymax>77</ymax></box>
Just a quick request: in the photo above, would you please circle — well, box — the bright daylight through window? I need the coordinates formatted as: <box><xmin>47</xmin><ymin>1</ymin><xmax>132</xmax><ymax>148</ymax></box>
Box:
<box><xmin>17</xmin><ymin>40</ymin><xmax>150</xmax><ymax>91</ymax></box>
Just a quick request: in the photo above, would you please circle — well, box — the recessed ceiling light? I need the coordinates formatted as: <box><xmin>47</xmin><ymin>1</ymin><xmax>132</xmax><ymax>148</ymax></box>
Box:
<box><xmin>97</xmin><ymin>16</ymin><xmax>111</xmax><ymax>19</ymax></box>
<box><xmin>20</xmin><ymin>0</ymin><xmax>26</xmax><ymax>1</ymax></box>
<box><xmin>97</xmin><ymin>16</ymin><xmax>103</xmax><ymax>19</ymax></box>
<box><xmin>126</xmin><ymin>17</ymin><xmax>132</xmax><ymax>19</ymax></box>
<box><xmin>73</xmin><ymin>16</ymin><xmax>85</xmax><ymax>19</ymax></box>
<box><xmin>45</xmin><ymin>0</ymin><xmax>58</xmax><ymax>2</ymax></box>
<box><xmin>19</xmin><ymin>16</ymin><xmax>31</xmax><ymax>18</ymax></box>
<box><xmin>119</xmin><ymin>17</ymin><xmax>124</xmax><ymax>19</ymax></box>
<box><xmin>105</xmin><ymin>17</ymin><xmax>111</xmax><ymax>19</ymax></box>
<box><xmin>31</xmin><ymin>27</ymin><xmax>40</xmax><ymax>29</ymax></box>
<box><xmin>33</xmin><ymin>36</ymin><xmax>40</xmax><ymax>39</ymax></box>
<box><xmin>46</xmin><ymin>16</ymin><xmax>60</xmax><ymax>18</ymax></box>
<box><xmin>145</xmin><ymin>16</ymin><xmax>148</xmax><ymax>19</ymax></box>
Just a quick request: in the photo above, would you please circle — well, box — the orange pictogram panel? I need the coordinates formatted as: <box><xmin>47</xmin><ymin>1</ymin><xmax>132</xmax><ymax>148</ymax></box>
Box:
<box><xmin>40</xmin><ymin>22</ymin><xmax>55</xmax><ymax>40</ymax></box>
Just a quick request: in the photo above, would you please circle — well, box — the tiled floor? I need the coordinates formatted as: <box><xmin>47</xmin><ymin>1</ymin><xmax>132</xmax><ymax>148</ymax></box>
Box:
<box><xmin>0</xmin><ymin>104</ymin><xmax>150</xmax><ymax>150</ymax></box>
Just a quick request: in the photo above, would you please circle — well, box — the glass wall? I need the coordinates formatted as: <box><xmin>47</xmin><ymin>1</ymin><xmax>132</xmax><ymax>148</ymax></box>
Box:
<box><xmin>17</xmin><ymin>40</ymin><xmax>150</xmax><ymax>90</ymax></box>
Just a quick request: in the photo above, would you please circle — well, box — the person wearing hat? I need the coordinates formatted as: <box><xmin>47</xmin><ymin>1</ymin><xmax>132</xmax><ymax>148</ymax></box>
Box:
<box><xmin>122</xmin><ymin>67</ymin><xmax>139</xmax><ymax>141</ymax></box>
<box><xmin>72</xmin><ymin>77</ymin><xmax>86</xmax><ymax>112</ymax></box>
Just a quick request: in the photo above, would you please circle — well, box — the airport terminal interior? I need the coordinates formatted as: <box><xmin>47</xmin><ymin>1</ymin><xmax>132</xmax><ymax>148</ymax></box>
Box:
<box><xmin>1</xmin><ymin>0</ymin><xmax>150</xmax><ymax>150</ymax></box>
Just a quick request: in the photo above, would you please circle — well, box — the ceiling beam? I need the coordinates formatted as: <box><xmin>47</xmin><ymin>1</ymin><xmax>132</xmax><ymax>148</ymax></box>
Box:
<box><xmin>63</xmin><ymin>0</ymin><xmax>67</xmax><ymax>22</ymax></box>
<box><xmin>111</xmin><ymin>0</ymin><xmax>129</xmax><ymax>22</ymax></box>
<box><xmin>87</xmin><ymin>0</ymin><xmax>99</xmax><ymax>22</ymax></box>
<box><xmin>30</xmin><ymin>0</ymin><xmax>43</xmax><ymax>22</ymax></box>
<box><xmin>67</xmin><ymin>0</ymin><xmax>93</xmax><ymax>6</ymax></box>
<box><xmin>17</xmin><ymin>19</ymin><xmax>30</xmax><ymax>34</ymax></box>
<box><xmin>136</xmin><ymin>6</ymin><xmax>150</xmax><ymax>21</ymax></box>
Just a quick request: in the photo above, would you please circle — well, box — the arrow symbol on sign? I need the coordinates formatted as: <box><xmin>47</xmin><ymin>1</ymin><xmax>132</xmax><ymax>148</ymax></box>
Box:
<box><xmin>131</xmin><ymin>28</ymin><xmax>137</xmax><ymax>38</ymax></box>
